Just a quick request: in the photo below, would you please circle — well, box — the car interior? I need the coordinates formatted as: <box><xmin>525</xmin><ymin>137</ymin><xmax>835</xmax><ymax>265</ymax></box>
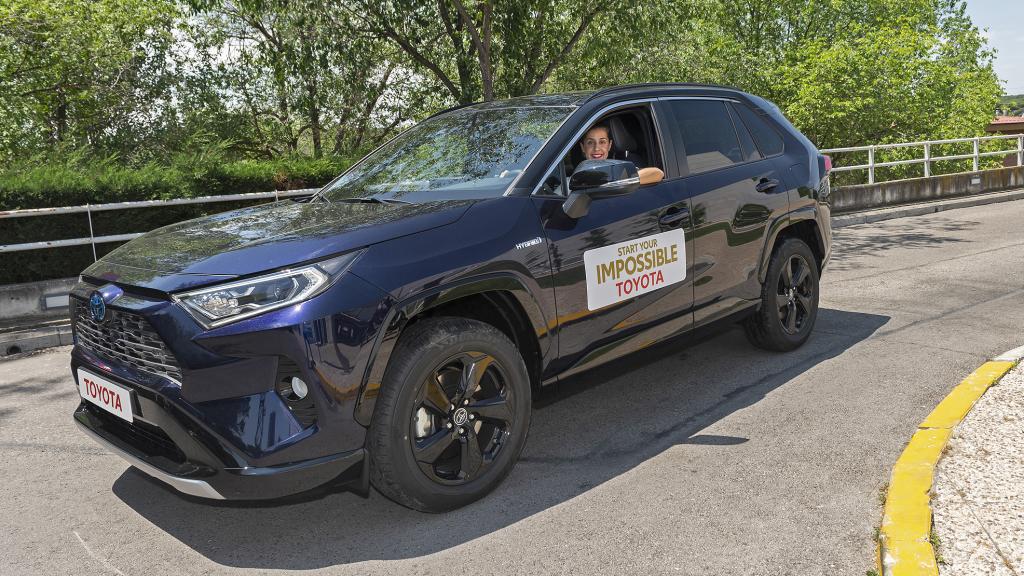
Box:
<box><xmin>539</xmin><ymin>106</ymin><xmax>664</xmax><ymax>196</ymax></box>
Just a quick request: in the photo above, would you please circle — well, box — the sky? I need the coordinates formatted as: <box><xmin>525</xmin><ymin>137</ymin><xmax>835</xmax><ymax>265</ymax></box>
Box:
<box><xmin>965</xmin><ymin>0</ymin><xmax>1024</xmax><ymax>95</ymax></box>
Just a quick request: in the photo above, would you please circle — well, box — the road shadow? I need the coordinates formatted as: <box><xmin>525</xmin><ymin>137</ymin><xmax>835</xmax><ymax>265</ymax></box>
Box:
<box><xmin>0</xmin><ymin>373</ymin><xmax>72</xmax><ymax>421</ymax></box>
<box><xmin>112</xmin><ymin>307</ymin><xmax>889</xmax><ymax>570</ymax></box>
<box><xmin>828</xmin><ymin>217</ymin><xmax>977</xmax><ymax>273</ymax></box>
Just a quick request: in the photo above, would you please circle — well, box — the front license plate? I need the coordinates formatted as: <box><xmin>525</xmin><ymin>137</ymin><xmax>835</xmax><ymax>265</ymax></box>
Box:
<box><xmin>77</xmin><ymin>369</ymin><xmax>134</xmax><ymax>422</ymax></box>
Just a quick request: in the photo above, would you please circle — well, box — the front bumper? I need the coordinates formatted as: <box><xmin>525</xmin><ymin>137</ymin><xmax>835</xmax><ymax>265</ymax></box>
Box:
<box><xmin>72</xmin><ymin>363</ymin><xmax>366</xmax><ymax>500</ymax></box>
<box><xmin>68</xmin><ymin>272</ymin><xmax>392</xmax><ymax>500</ymax></box>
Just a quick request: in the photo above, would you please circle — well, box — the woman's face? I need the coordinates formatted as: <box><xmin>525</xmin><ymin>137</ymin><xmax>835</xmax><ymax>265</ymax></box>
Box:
<box><xmin>580</xmin><ymin>126</ymin><xmax>612</xmax><ymax>160</ymax></box>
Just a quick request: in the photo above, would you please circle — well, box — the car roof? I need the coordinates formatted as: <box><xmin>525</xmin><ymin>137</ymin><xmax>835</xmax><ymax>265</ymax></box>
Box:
<box><xmin>432</xmin><ymin>83</ymin><xmax>752</xmax><ymax>118</ymax></box>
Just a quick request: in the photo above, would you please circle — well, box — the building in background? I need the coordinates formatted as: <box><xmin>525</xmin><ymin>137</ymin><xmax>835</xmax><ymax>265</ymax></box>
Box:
<box><xmin>986</xmin><ymin>116</ymin><xmax>1024</xmax><ymax>166</ymax></box>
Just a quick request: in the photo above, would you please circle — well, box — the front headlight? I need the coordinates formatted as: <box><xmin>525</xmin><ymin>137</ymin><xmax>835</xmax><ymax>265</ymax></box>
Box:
<box><xmin>173</xmin><ymin>252</ymin><xmax>359</xmax><ymax>328</ymax></box>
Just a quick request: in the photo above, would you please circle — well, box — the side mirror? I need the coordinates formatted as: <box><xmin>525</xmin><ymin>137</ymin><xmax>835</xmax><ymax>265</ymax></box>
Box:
<box><xmin>563</xmin><ymin>159</ymin><xmax>640</xmax><ymax>218</ymax></box>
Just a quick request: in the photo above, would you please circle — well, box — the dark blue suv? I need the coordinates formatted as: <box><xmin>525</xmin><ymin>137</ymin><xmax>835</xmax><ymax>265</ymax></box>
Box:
<box><xmin>70</xmin><ymin>84</ymin><xmax>832</xmax><ymax>511</ymax></box>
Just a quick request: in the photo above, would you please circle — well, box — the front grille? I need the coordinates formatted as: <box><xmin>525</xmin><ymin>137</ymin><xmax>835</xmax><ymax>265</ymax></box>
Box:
<box><xmin>87</xmin><ymin>404</ymin><xmax>187</xmax><ymax>464</ymax></box>
<box><xmin>72</xmin><ymin>298</ymin><xmax>183</xmax><ymax>382</ymax></box>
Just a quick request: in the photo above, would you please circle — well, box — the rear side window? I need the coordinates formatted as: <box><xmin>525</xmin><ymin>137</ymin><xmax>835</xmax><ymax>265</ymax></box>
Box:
<box><xmin>732</xmin><ymin>103</ymin><xmax>784</xmax><ymax>157</ymax></box>
<box><xmin>666</xmin><ymin>100</ymin><xmax>744</xmax><ymax>174</ymax></box>
<box><xmin>727</xmin><ymin>105</ymin><xmax>760</xmax><ymax>162</ymax></box>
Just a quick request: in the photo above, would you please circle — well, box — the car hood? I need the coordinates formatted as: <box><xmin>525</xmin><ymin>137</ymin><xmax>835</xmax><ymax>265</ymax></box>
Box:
<box><xmin>83</xmin><ymin>199</ymin><xmax>474</xmax><ymax>291</ymax></box>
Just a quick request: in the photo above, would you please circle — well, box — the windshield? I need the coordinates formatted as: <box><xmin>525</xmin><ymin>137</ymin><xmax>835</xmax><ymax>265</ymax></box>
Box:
<box><xmin>321</xmin><ymin>106</ymin><xmax>573</xmax><ymax>202</ymax></box>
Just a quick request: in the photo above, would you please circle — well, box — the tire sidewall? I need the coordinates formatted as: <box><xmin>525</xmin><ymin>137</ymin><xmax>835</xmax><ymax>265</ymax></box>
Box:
<box><xmin>763</xmin><ymin>239</ymin><xmax>820</xmax><ymax>348</ymax></box>
<box><xmin>373</xmin><ymin>318</ymin><xmax>531</xmax><ymax>510</ymax></box>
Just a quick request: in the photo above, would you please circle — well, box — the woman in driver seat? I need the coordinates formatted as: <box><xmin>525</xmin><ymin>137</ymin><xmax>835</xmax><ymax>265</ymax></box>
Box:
<box><xmin>579</xmin><ymin>123</ymin><xmax>665</xmax><ymax>185</ymax></box>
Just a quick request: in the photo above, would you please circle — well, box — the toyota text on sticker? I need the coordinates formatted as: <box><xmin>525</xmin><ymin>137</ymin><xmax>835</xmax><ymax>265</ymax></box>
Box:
<box><xmin>583</xmin><ymin>229</ymin><xmax>686</xmax><ymax>310</ymax></box>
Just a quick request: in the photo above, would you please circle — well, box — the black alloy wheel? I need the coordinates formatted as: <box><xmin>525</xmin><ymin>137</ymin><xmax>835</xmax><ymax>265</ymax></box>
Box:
<box><xmin>368</xmin><ymin>317</ymin><xmax>531</xmax><ymax>512</ymax></box>
<box><xmin>776</xmin><ymin>253</ymin><xmax>814</xmax><ymax>335</ymax></box>
<box><xmin>411</xmin><ymin>351</ymin><xmax>515</xmax><ymax>485</ymax></box>
<box><xmin>744</xmin><ymin>237</ymin><xmax>820</xmax><ymax>351</ymax></box>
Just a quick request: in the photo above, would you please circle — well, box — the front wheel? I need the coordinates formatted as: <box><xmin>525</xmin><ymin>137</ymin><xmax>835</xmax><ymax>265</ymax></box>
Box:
<box><xmin>368</xmin><ymin>317</ymin><xmax>531</xmax><ymax>512</ymax></box>
<box><xmin>744</xmin><ymin>238</ymin><xmax>820</xmax><ymax>351</ymax></box>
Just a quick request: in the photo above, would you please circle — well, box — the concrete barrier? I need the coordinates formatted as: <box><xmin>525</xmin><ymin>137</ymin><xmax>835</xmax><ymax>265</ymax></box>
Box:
<box><xmin>0</xmin><ymin>277</ymin><xmax>76</xmax><ymax>322</ymax></box>
<box><xmin>0</xmin><ymin>277</ymin><xmax>76</xmax><ymax>356</ymax></box>
<box><xmin>831</xmin><ymin>165</ymin><xmax>1024</xmax><ymax>214</ymax></box>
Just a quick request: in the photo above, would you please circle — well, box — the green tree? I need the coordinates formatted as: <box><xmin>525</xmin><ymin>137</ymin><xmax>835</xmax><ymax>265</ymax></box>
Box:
<box><xmin>773</xmin><ymin>1</ymin><xmax>1000</xmax><ymax>147</ymax></box>
<box><xmin>343</xmin><ymin>0</ymin><xmax>654</xmax><ymax>104</ymax></box>
<box><xmin>184</xmin><ymin>0</ymin><xmax>428</xmax><ymax>158</ymax></box>
<box><xmin>0</xmin><ymin>0</ymin><xmax>179</xmax><ymax>160</ymax></box>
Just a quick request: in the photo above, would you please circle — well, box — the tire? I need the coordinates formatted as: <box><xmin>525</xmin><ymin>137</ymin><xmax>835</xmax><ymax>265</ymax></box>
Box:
<box><xmin>368</xmin><ymin>317</ymin><xmax>531</xmax><ymax>512</ymax></box>
<box><xmin>744</xmin><ymin>237</ymin><xmax>820</xmax><ymax>352</ymax></box>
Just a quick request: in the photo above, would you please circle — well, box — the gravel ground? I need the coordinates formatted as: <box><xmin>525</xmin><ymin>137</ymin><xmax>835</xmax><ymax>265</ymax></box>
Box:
<box><xmin>934</xmin><ymin>361</ymin><xmax>1024</xmax><ymax>575</ymax></box>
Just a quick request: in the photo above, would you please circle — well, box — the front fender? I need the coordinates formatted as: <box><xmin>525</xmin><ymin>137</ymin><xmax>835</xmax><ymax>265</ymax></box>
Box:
<box><xmin>351</xmin><ymin>272</ymin><xmax>551</xmax><ymax>427</ymax></box>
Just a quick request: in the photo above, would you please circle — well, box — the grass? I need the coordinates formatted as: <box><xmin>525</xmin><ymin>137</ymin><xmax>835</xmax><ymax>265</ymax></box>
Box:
<box><xmin>930</xmin><ymin>526</ymin><xmax>946</xmax><ymax>566</ymax></box>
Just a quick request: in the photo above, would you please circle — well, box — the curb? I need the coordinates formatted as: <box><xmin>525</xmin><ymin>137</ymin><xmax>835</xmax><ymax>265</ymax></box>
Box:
<box><xmin>833</xmin><ymin>188</ymin><xmax>1024</xmax><ymax>229</ymax></box>
<box><xmin>877</xmin><ymin>347</ymin><xmax>1024</xmax><ymax>576</ymax></box>
<box><xmin>0</xmin><ymin>322</ymin><xmax>72</xmax><ymax>357</ymax></box>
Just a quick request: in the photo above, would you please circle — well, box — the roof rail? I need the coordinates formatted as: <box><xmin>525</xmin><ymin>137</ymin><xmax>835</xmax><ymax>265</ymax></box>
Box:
<box><xmin>584</xmin><ymin>82</ymin><xmax>746</xmax><ymax>103</ymax></box>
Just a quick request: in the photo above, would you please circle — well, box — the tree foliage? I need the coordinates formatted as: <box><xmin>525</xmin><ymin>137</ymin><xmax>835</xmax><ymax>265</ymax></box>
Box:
<box><xmin>0</xmin><ymin>0</ymin><xmax>1005</xmax><ymax>166</ymax></box>
<box><xmin>0</xmin><ymin>0</ymin><xmax>179</xmax><ymax>158</ymax></box>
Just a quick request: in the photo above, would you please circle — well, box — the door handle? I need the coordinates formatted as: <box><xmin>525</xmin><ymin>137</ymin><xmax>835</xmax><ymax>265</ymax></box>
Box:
<box><xmin>659</xmin><ymin>207</ymin><xmax>689</xmax><ymax>228</ymax></box>
<box><xmin>755</xmin><ymin>178</ymin><xmax>780</xmax><ymax>193</ymax></box>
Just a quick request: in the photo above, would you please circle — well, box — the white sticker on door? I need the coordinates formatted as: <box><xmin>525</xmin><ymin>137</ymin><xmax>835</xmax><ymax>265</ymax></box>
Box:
<box><xmin>583</xmin><ymin>228</ymin><xmax>686</xmax><ymax>311</ymax></box>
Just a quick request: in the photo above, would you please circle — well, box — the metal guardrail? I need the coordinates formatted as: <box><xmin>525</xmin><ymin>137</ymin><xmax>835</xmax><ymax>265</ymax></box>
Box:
<box><xmin>821</xmin><ymin>134</ymin><xmax>1024</xmax><ymax>185</ymax></box>
<box><xmin>0</xmin><ymin>188</ymin><xmax>318</xmax><ymax>257</ymax></box>
<box><xmin>3</xmin><ymin>133</ymin><xmax>1024</xmax><ymax>256</ymax></box>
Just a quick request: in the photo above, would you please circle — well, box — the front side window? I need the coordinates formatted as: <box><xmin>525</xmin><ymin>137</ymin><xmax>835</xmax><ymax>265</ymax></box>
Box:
<box><xmin>667</xmin><ymin>100</ymin><xmax>743</xmax><ymax>175</ymax></box>
<box><xmin>321</xmin><ymin>106</ymin><xmax>573</xmax><ymax>202</ymax></box>
<box><xmin>537</xmin><ymin>105</ymin><xmax>663</xmax><ymax>196</ymax></box>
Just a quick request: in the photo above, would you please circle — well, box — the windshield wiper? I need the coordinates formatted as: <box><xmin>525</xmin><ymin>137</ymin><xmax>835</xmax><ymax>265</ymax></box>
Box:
<box><xmin>339</xmin><ymin>197</ymin><xmax>412</xmax><ymax>205</ymax></box>
<box><xmin>321</xmin><ymin>196</ymin><xmax>413</xmax><ymax>205</ymax></box>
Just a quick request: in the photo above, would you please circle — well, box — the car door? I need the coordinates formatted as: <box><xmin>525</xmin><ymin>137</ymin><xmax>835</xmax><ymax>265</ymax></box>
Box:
<box><xmin>661</xmin><ymin>98</ymin><xmax>790</xmax><ymax>328</ymax></box>
<box><xmin>531</xmin><ymin>101</ymin><xmax>695</xmax><ymax>379</ymax></box>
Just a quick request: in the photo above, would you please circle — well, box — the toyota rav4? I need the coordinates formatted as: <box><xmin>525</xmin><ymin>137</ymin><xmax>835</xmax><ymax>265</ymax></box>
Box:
<box><xmin>70</xmin><ymin>83</ymin><xmax>832</xmax><ymax>512</ymax></box>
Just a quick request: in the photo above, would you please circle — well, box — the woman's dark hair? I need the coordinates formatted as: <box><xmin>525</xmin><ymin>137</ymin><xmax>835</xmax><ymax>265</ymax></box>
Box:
<box><xmin>584</xmin><ymin>122</ymin><xmax>612</xmax><ymax>139</ymax></box>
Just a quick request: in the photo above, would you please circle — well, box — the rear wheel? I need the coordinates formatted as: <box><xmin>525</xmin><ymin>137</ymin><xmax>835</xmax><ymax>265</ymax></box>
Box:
<box><xmin>368</xmin><ymin>317</ymin><xmax>531</xmax><ymax>512</ymax></box>
<box><xmin>745</xmin><ymin>237</ymin><xmax>819</xmax><ymax>351</ymax></box>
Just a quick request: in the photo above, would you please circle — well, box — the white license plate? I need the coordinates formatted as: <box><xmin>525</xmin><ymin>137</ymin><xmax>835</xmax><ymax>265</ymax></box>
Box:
<box><xmin>77</xmin><ymin>369</ymin><xmax>134</xmax><ymax>423</ymax></box>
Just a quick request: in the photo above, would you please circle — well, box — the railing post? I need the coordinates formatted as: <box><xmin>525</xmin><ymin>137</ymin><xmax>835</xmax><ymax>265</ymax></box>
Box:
<box><xmin>973</xmin><ymin>137</ymin><xmax>979</xmax><ymax>171</ymax></box>
<box><xmin>1018</xmin><ymin>135</ymin><xmax>1023</xmax><ymax>167</ymax></box>
<box><xmin>868</xmin><ymin>145</ymin><xmax>876</xmax><ymax>184</ymax></box>
<box><xmin>924</xmin><ymin>142</ymin><xmax>931</xmax><ymax>178</ymax></box>
<box><xmin>86</xmin><ymin>204</ymin><xmax>97</xmax><ymax>262</ymax></box>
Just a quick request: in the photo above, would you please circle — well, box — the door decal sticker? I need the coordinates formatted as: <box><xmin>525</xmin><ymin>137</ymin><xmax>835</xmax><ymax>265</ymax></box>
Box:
<box><xmin>583</xmin><ymin>229</ymin><xmax>686</xmax><ymax>310</ymax></box>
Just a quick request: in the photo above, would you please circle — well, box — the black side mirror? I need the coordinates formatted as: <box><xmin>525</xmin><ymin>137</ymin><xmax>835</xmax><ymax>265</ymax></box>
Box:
<box><xmin>563</xmin><ymin>159</ymin><xmax>640</xmax><ymax>218</ymax></box>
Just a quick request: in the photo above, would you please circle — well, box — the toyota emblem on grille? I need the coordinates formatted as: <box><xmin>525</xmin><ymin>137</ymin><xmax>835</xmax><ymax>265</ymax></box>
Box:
<box><xmin>88</xmin><ymin>292</ymin><xmax>106</xmax><ymax>322</ymax></box>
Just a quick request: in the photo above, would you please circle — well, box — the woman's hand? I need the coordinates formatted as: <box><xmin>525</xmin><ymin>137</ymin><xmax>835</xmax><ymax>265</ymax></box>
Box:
<box><xmin>639</xmin><ymin>167</ymin><xmax>665</xmax><ymax>185</ymax></box>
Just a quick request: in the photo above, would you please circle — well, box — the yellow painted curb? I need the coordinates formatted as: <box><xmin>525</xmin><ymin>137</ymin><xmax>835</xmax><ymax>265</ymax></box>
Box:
<box><xmin>877</xmin><ymin>359</ymin><xmax>1017</xmax><ymax>576</ymax></box>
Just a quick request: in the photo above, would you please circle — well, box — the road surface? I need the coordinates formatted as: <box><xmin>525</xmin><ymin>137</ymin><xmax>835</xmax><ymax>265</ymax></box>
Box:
<box><xmin>3</xmin><ymin>200</ymin><xmax>1024</xmax><ymax>575</ymax></box>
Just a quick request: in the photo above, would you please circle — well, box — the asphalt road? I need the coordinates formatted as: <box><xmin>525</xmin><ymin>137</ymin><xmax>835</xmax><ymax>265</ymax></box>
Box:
<box><xmin>3</xmin><ymin>200</ymin><xmax>1024</xmax><ymax>576</ymax></box>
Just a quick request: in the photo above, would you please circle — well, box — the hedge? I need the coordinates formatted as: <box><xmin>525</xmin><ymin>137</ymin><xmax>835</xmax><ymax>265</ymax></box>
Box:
<box><xmin>0</xmin><ymin>156</ymin><xmax>354</xmax><ymax>284</ymax></box>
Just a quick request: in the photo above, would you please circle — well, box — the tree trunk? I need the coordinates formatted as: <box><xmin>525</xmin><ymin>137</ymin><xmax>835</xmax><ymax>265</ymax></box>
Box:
<box><xmin>307</xmin><ymin>77</ymin><xmax>322</xmax><ymax>158</ymax></box>
<box><xmin>53</xmin><ymin>85</ymin><xmax>67</xmax><ymax>143</ymax></box>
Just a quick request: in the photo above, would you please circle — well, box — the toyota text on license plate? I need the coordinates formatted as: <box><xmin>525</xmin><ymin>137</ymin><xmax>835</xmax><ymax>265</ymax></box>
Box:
<box><xmin>77</xmin><ymin>370</ymin><xmax>134</xmax><ymax>422</ymax></box>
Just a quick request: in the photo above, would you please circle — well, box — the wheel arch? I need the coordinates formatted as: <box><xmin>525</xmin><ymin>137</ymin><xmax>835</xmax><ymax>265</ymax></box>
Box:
<box><xmin>353</xmin><ymin>274</ymin><xmax>549</xmax><ymax>427</ymax></box>
<box><xmin>757</xmin><ymin>208</ymin><xmax>826</xmax><ymax>283</ymax></box>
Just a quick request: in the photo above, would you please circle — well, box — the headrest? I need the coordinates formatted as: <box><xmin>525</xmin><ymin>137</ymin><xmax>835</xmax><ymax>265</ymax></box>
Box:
<box><xmin>607</xmin><ymin>116</ymin><xmax>638</xmax><ymax>152</ymax></box>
